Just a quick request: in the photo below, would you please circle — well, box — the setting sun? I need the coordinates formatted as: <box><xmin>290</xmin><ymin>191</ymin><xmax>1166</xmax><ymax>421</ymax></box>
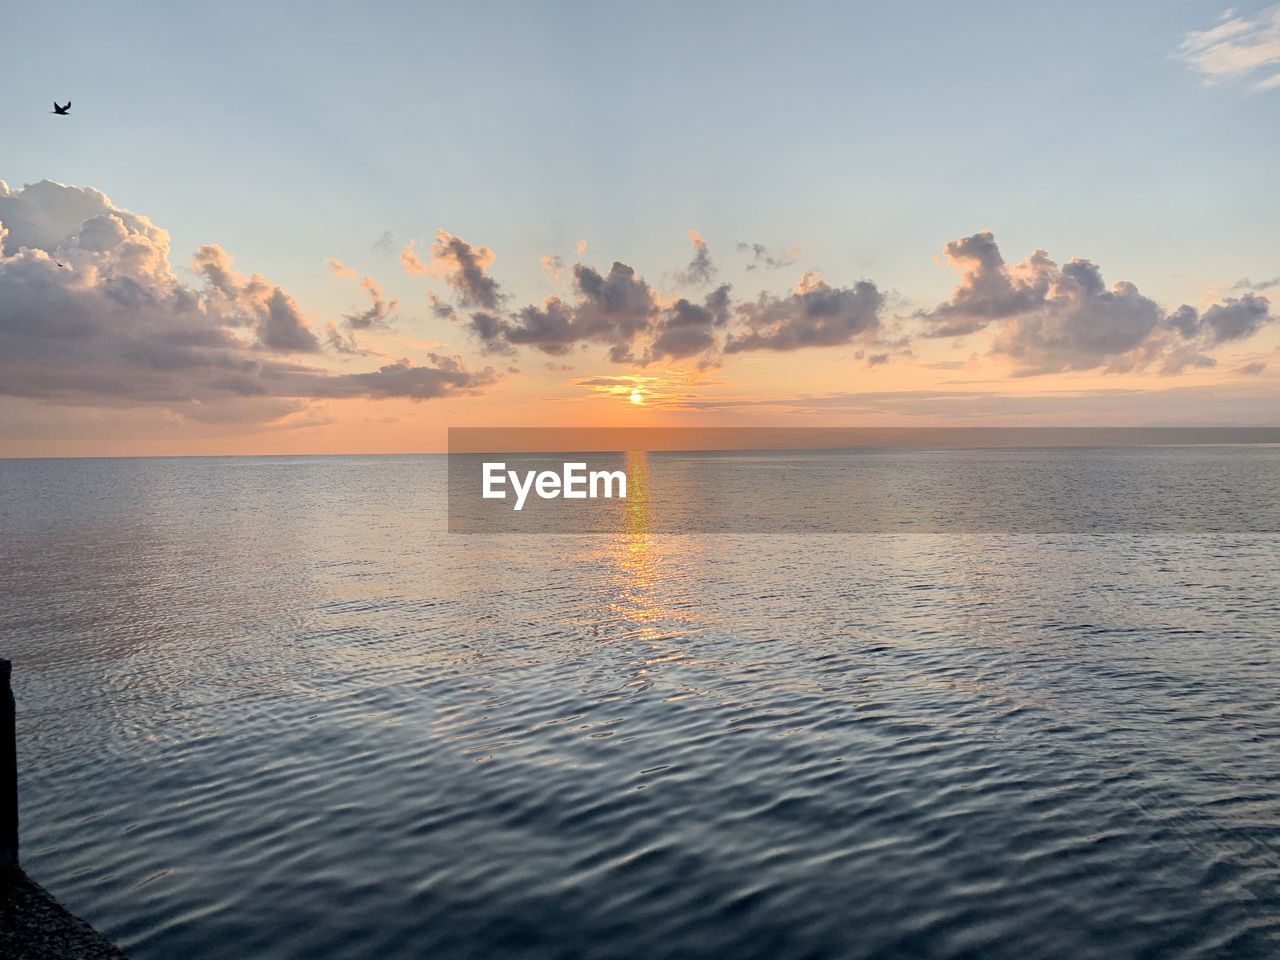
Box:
<box><xmin>629</xmin><ymin>389</ymin><xmax>644</xmax><ymax>405</ymax></box>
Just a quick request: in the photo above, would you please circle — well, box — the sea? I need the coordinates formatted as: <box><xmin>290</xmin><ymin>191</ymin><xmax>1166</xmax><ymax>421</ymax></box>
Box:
<box><xmin>1</xmin><ymin>450</ymin><xmax>1278</xmax><ymax>959</ymax></box>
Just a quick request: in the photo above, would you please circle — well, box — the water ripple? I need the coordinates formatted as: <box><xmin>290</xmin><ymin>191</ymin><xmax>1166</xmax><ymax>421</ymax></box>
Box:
<box><xmin>1</xmin><ymin>455</ymin><xmax>1279</xmax><ymax>959</ymax></box>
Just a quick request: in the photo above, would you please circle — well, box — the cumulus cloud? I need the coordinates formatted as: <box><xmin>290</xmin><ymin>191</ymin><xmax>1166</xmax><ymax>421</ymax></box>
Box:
<box><xmin>462</xmin><ymin>311</ymin><xmax>518</xmax><ymax>356</ymax></box>
<box><xmin>1174</xmin><ymin>5</ymin><xmax>1280</xmax><ymax>92</ymax></box>
<box><xmin>0</xmin><ymin>180</ymin><xmax>497</xmax><ymax>423</ymax></box>
<box><xmin>501</xmin><ymin>260</ymin><xmax>661</xmax><ymax>362</ymax></box>
<box><xmin>1200</xmin><ymin>293</ymin><xmax>1272</xmax><ymax>343</ymax></box>
<box><xmin>190</xmin><ymin>244</ymin><xmax>321</xmax><ymax>352</ymax></box>
<box><xmin>921</xmin><ymin>230</ymin><xmax>1275</xmax><ymax>375</ymax></box>
<box><xmin>925</xmin><ymin>231</ymin><xmax>1055</xmax><ymax>336</ymax></box>
<box><xmin>401</xmin><ymin>229</ymin><xmax>502</xmax><ymax>310</ymax></box>
<box><xmin>737</xmin><ymin>241</ymin><xmax>799</xmax><ymax>271</ymax></box>
<box><xmin>0</xmin><ymin>179</ymin><xmax>166</xmax><ymax>256</ymax></box>
<box><xmin>647</xmin><ymin>284</ymin><xmax>732</xmax><ymax>363</ymax></box>
<box><xmin>675</xmin><ymin>229</ymin><xmax>716</xmax><ymax>286</ymax></box>
<box><xmin>725</xmin><ymin>272</ymin><xmax>884</xmax><ymax>353</ymax></box>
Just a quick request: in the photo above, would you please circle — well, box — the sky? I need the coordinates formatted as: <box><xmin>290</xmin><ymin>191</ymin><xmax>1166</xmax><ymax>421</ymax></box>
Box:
<box><xmin>2</xmin><ymin>0</ymin><xmax>1279</xmax><ymax>456</ymax></box>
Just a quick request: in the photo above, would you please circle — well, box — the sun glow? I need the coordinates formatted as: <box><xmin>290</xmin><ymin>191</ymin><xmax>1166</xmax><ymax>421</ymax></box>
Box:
<box><xmin>629</xmin><ymin>389</ymin><xmax>644</xmax><ymax>405</ymax></box>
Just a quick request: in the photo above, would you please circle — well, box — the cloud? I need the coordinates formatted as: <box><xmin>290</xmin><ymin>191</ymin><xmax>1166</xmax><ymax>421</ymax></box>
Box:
<box><xmin>191</xmin><ymin>244</ymin><xmax>321</xmax><ymax>352</ymax></box>
<box><xmin>925</xmin><ymin>230</ymin><xmax>1055</xmax><ymax>335</ymax></box>
<box><xmin>502</xmin><ymin>260</ymin><xmax>661</xmax><ymax>362</ymax></box>
<box><xmin>298</xmin><ymin>355</ymin><xmax>499</xmax><ymax>400</ymax></box>
<box><xmin>401</xmin><ymin>229</ymin><xmax>503</xmax><ymax>310</ymax></box>
<box><xmin>540</xmin><ymin>253</ymin><xmax>567</xmax><ymax>287</ymax></box>
<box><xmin>725</xmin><ymin>272</ymin><xmax>884</xmax><ymax>352</ymax></box>
<box><xmin>659</xmin><ymin>383</ymin><xmax>1280</xmax><ymax>425</ymax></box>
<box><xmin>1200</xmin><ymin>293</ymin><xmax>1272</xmax><ymax>343</ymax></box>
<box><xmin>675</xmin><ymin>229</ymin><xmax>716</xmax><ymax>286</ymax></box>
<box><xmin>1174</xmin><ymin>5</ymin><xmax>1280</xmax><ymax>92</ymax></box>
<box><xmin>0</xmin><ymin>180</ymin><xmax>497</xmax><ymax>423</ymax></box>
<box><xmin>0</xmin><ymin>179</ymin><xmax>166</xmax><ymax>256</ymax></box>
<box><xmin>373</xmin><ymin>230</ymin><xmax>396</xmax><ymax>253</ymax></box>
<box><xmin>647</xmin><ymin>284</ymin><xmax>732</xmax><ymax>363</ymax></box>
<box><xmin>1237</xmin><ymin>360</ymin><xmax>1268</xmax><ymax>375</ymax></box>
<box><xmin>921</xmin><ymin>230</ymin><xmax>1275</xmax><ymax>375</ymax></box>
<box><xmin>326</xmin><ymin>257</ymin><xmax>397</xmax><ymax>331</ymax></box>
<box><xmin>462</xmin><ymin>311</ymin><xmax>517</xmax><ymax>356</ymax></box>
<box><xmin>737</xmin><ymin>241</ymin><xmax>799</xmax><ymax>271</ymax></box>
<box><xmin>567</xmin><ymin>371</ymin><xmax>698</xmax><ymax>406</ymax></box>
<box><xmin>399</xmin><ymin>239</ymin><xmax>429</xmax><ymax>276</ymax></box>
<box><xmin>324</xmin><ymin>257</ymin><xmax>358</xmax><ymax>279</ymax></box>
<box><xmin>418</xmin><ymin>230</ymin><xmax>885</xmax><ymax>364</ymax></box>
<box><xmin>341</xmin><ymin>275</ymin><xmax>397</xmax><ymax>331</ymax></box>
<box><xmin>426</xmin><ymin>291</ymin><xmax>456</xmax><ymax>319</ymax></box>
<box><xmin>1232</xmin><ymin>275</ymin><xmax>1280</xmax><ymax>291</ymax></box>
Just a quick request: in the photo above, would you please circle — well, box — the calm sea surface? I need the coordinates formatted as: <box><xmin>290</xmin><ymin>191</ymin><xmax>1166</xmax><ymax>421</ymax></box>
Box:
<box><xmin>2</xmin><ymin>452</ymin><xmax>1279</xmax><ymax>959</ymax></box>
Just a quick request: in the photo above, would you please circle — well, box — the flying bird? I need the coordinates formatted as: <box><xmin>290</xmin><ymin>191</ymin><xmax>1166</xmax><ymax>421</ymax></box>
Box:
<box><xmin>52</xmin><ymin>101</ymin><xmax>71</xmax><ymax>115</ymax></box>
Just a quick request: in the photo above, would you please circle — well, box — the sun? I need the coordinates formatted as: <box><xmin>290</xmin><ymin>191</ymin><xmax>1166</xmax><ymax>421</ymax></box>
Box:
<box><xmin>629</xmin><ymin>389</ymin><xmax>644</xmax><ymax>405</ymax></box>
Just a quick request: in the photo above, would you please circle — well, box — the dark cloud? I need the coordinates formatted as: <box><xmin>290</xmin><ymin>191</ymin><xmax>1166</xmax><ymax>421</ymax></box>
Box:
<box><xmin>1237</xmin><ymin>360</ymin><xmax>1268</xmax><ymax>375</ymax></box>
<box><xmin>1200</xmin><ymin>294</ymin><xmax>1272</xmax><ymax>343</ymax></box>
<box><xmin>324</xmin><ymin>257</ymin><xmax>396</xmax><ymax>331</ymax></box>
<box><xmin>401</xmin><ymin>229</ymin><xmax>503</xmax><ymax>310</ymax></box>
<box><xmin>505</xmin><ymin>297</ymin><xmax>578</xmax><ymax>355</ymax></box>
<box><xmin>426</xmin><ymin>291</ymin><xmax>457</xmax><ymax>320</ymax></box>
<box><xmin>675</xmin><ymin>229</ymin><xmax>716</xmax><ymax>286</ymax></box>
<box><xmin>502</xmin><ymin>261</ymin><xmax>660</xmax><ymax>362</ymax></box>
<box><xmin>647</xmin><ymin>284</ymin><xmax>731</xmax><ymax>363</ymax></box>
<box><xmin>192</xmin><ymin>244</ymin><xmax>321</xmax><ymax>352</ymax></box>
<box><xmin>259</xmin><ymin>287</ymin><xmax>320</xmax><ymax>351</ymax></box>
<box><xmin>1166</xmin><ymin>303</ymin><xmax>1200</xmax><ymax>338</ymax></box>
<box><xmin>325</xmin><ymin>324</ymin><xmax>363</xmax><ymax>355</ymax></box>
<box><xmin>924</xmin><ymin>231</ymin><xmax>1054</xmax><ymax>336</ymax></box>
<box><xmin>0</xmin><ymin>180</ymin><xmax>497</xmax><ymax>422</ymax></box>
<box><xmin>345</xmin><ymin>277</ymin><xmax>397</xmax><ymax>330</ymax></box>
<box><xmin>1232</xmin><ymin>276</ymin><xmax>1280</xmax><ymax>292</ymax></box>
<box><xmin>300</xmin><ymin>355</ymin><xmax>499</xmax><ymax>401</ymax></box>
<box><xmin>725</xmin><ymin>273</ymin><xmax>884</xmax><ymax>352</ymax></box>
<box><xmin>465</xmin><ymin>311</ymin><xmax>518</xmax><ymax>356</ymax></box>
<box><xmin>737</xmin><ymin>241</ymin><xmax>799</xmax><ymax>271</ymax></box>
<box><xmin>922</xmin><ymin>230</ymin><xmax>1275</xmax><ymax>375</ymax></box>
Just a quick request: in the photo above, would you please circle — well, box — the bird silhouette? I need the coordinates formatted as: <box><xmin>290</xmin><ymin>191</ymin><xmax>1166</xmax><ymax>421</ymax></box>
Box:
<box><xmin>52</xmin><ymin>101</ymin><xmax>71</xmax><ymax>115</ymax></box>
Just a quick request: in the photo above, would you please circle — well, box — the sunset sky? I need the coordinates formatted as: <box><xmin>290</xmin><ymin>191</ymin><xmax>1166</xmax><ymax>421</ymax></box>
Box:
<box><xmin>3</xmin><ymin>0</ymin><xmax>1279</xmax><ymax>456</ymax></box>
